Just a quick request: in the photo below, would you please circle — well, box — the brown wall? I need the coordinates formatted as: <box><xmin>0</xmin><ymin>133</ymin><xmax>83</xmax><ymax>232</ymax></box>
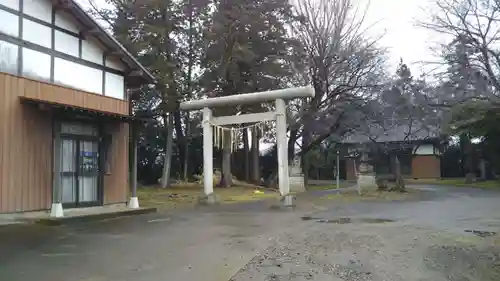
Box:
<box><xmin>19</xmin><ymin>74</ymin><xmax>128</xmax><ymax>115</ymax></box>
<box><xmin>103</xmin><ymin>122</ymin><xmax>129</xmax><ymax>205</ymax></box>
<box><xmin>344</xmin><ymin>155</ymin><xmax>441</xmax><ymax>181</ymax></box>
<box><xmin>0</xmin><ymin>73</ymin><xmax>130</xmax><ymax>213</ymax></box>
<box><xmin>411</xmin><ymin>155</ymin><xmax>441</xmax><ymax>179</ymax></box>
<box><xmin>0</xmin><ymin>73</ymin><xmax>53</xmax><ymax>213</ymax></box>
<box><xmin>346</xmin><ymin>159</ymin><xmax>357</xmax><ymax>181</ymax></box>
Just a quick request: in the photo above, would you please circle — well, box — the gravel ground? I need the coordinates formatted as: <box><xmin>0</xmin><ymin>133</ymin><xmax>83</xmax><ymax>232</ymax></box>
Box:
<box><xmin>231</xmin><ymin>219</ymin><xmax>500</xmax><ymax>281</ymax></box>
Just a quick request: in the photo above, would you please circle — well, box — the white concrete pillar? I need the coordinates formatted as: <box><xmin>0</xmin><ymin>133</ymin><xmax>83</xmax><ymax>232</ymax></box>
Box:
<box><xmin>275</xmin><ymin>99</ymin><xmax>290</xmax><ymax>197</ymax></box>
<box><xmin>203</xmin><ymin>107</ymin><xmax>214</xmax><ymax>196</ymax></box>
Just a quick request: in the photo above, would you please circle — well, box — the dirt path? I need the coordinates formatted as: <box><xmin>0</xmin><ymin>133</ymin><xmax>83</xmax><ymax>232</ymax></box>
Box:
<box><xmin>231</xmin><ymin>220</ymin><xmax>500</xmax><ymax>281</ymax></box>
<box><xmin>232</xmin><ymin>185</ymin><xmax>500</xmax><ymax>281</ymax></box>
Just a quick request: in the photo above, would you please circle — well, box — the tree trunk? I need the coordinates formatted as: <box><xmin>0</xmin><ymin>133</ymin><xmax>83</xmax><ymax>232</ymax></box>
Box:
<box><xmin>182</xmin><ymin>115</ymin><xmax>190</xmax><ymax>181</ymax></box>
<box><xmin>479</xmin><ymin>159</ymin><xmax>486</xmax><ymax>181</ymax></box>
<box><xmin>181</xmin><ymin>0</ymin><xmax>194</xmax><ymax>181</ymax></box>
<box><xmin>243</xmin><ymin>127</ymin><xmax>250</xmax><ymax>182</ymax></box>
<box><xmin>302</xmin><ymin>154</ymin><xmax>309</xmax><ymax>187</ymax></box>
<box><xmin>161</xmin><ymin>113</ymin><xmax>174</xmax><ymax>188</ymax></box>
<box><xmin>460</xmin><ymin>133</ymin><xmax>475</xmax><ymax>183</ymax></box>
<box><xmin>174</xmin><ymin>110</ymin><xmax>185</xmax><ymax>178</ymax></box>
<box><xmin>251</xmin><ymin>127</ymin><xmax>260</xmax><ymax>184</ymax></box>
<box><xmin>465</xmin><ymin>135</ymin><xmax>475</xmax><ymax>183</ymax></box>
<box><xmin>288</xmin><ymin>128</ymin><xmax>299</xmax><ymax>160</ymax></box>
<box><xmin>392</xmin><ymin>155</ymin><xmax>405</xmax><ymax>192</ymax></box>
<box><xmin>221</xmin><ymin>130</ymin><xmax>233</xmax><ymax>187</ymax></box>
<box><xmin>301</xmin><ymin>127</ymin><xmax>311</xmax><ymax>188</ymax></box>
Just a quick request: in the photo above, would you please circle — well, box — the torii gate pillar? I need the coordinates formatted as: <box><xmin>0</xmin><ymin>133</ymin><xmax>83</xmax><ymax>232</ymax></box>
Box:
<box><xmin>202</xmin><ymin>107</ymin><xmax>214</xmax><ymax>199</ymax></box>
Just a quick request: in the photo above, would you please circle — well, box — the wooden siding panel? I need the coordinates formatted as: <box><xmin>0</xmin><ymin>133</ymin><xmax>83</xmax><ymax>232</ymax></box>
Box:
<box><xmin>0</xmin><ymin>72</ymin><xmax>131</xmax><ymax>213</ymax></box>
<box><xmin>346</xmin><ymin>159</ymin><xmax>357</xmax><ymax>181</ymax></box>
<box><xmin>0</xmin><ymin>73</ymin><xmax>53</xmax><ymax>213</ymax></box>
<box><xmin>103</xmin><ymin>122</ymin><xmax>129</xmax><ymax>205</ymax></box>
<box><xmin>15</xmin><ymin>74</ymin><xmax>128</xmax><ymax>115</ymax></box>
<box><xmin>411</xmin><ymin>155</ymin><xmax>441</xmax><ymax>179</ymax></box>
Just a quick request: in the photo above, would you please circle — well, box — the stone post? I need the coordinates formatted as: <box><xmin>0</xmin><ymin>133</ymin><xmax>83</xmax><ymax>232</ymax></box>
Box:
<box><xmin>289</xmin><ymin>156</ymin><xmax>305</xmax><ymax>193</ymax></box>
<box><xmin>357</xmin><ymin>151</ymin><xmax>376</xmax><ymax>190</ymax></box>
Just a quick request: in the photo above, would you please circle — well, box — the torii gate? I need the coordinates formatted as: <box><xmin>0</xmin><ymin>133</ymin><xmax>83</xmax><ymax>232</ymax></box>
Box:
<box><xmin>180</xmin><ymin>87</ymin><xmax>315</xmax><ymax>205</ymax></box>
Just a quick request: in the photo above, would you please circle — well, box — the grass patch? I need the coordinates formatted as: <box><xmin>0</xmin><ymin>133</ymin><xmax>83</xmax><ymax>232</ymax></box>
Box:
<box><xmin>307</xmin><ymin>181</ymin><xmax>356</xmax><ymax>191</ymax></box>
<box><xmin>137</xmin><ymin>183</ymin><xmax>278</xmax><ymax>210</ymax></box>
<box><xmin>407</xmin><ymin>178</ymin><xmax>500</xmax><ymax>189</ymax></box>
<box><xmin>317</xmin><ymin>188</ymin><xmax>419</xmax><ymax>203</ymax></box>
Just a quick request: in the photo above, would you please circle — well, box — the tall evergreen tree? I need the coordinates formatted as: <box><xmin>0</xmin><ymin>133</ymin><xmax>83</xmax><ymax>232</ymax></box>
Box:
<box><xmin>201</xmin><ymin>0</ymin><xmax>300</xmax><ymax>187</ymax></box>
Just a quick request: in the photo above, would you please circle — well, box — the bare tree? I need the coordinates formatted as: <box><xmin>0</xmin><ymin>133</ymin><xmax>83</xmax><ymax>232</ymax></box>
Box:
<box><xmin>419</xmin><ymin>0</ymin><xmax>500</xmax><ymax>104</ymax></box>
<box><xmin>276</xmin><ymin>0</ymin><xmax>387</xmax><ymax>186</ymax></box>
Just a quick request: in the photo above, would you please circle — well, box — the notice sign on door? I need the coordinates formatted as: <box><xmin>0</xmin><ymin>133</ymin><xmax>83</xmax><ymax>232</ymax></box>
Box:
<box><xmin>80</xmin><ymin>151</ymin><xmax>97</xmax><ymax>172</ymax></box>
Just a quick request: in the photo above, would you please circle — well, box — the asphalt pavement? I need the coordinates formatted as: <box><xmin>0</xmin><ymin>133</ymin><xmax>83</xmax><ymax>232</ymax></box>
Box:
<box><xmin>1</xmin><ymin>185</ymin><xmax>499</xmax><ymax>281</ymax></box>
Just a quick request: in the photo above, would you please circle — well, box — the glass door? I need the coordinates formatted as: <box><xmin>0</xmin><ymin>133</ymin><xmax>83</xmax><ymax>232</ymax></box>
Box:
<box><xmin>78</xmin><ymin>140</ymin><xmax>99</xmax><ymax>204</ymax></box>
<box><xmin>60</xmin><ymin>138</ymin><xmax>100</xmax><ymax>207</ymax></box>
<box><xmin>61</xmin><ymin>139</ymin><xmax>77</xmax><ymax>205</ymax></box>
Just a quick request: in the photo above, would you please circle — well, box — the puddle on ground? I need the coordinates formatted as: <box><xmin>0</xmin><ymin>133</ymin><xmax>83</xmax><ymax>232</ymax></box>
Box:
<box><xmin>301</xmin><ymin>216</ymin><xmax>323</xmax><ymax>221</ymax></box>
<box><xmin>464</xmin><ymin>229</ymin><xmax>497</xmax><ymax>237</ymax></box>
<box><xmin>359</xmin><ymin>218</ymin><xmax>395</xmax><ymax>223</ymax></box>
<box><xmin>317</xmin><ymin>218</ymin><xmax>352</xmax><ymax>224</ymax></box>
<box><xmin>309</xmin><ymin>217</ymin><xmax>396</xmax><ymax>224</ymax></box>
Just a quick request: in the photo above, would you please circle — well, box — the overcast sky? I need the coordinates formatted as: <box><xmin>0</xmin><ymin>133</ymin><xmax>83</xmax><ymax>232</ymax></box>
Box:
<box><xmin>357</xmin><ymin>0</ymin><xmax>439</xmax><ymax>75</ymax></box>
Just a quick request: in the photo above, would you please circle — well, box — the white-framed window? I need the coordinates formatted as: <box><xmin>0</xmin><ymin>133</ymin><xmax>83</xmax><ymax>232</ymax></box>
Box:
<box><xmin>0</xmin><ymin>9</ymin><xmax>19</xmax><ymax>37</ymax></box>
<box><xmin>54</xmin><ymin>58</ymin><xmax>103</xmax><ymax>94</ymax></box>
<box><xmin>0</xmin><ymin>40</ymin><xmax>19</xmax><ymax>75</ymax></box>
<box><xmin>22</xmin><ymin>18</ymin><xmax>51</xmax><ymax>48</ymax></box>
<box><xmin>55</xmin><ymin>11</ymin><xmax>80</xmax><ymax>34</ymax></box>
<box><xmin>1</xmin><ymin>0</ymin><xmax>20</xmax><ymax>11</ymax></box>
<box><xmin>23</xmin><ymin>0</ymin><xmax>52</xmax><ymax>23</ymax></box>
<box><xmin>105</xmin><ymin>72</ymin><xmax>125</xmax><ymax>100</ymax></box>
<box><xmin>61</xmin><ymin>122</ymin><xmax>99</xmax><ymax>136</ymax></box>
<box><xmin>22</xmin><ymin>47</ymin><xmax>51</xmax><ymax>81</ymax></box>
<box><xmin>82</xmin><ymin>36</ymin><xmax>104</xmax><ymax>64</ymax></box>
<box><xmin>54</xmin><ymin>30</ymin><xmax>79</xmax><ymax>57</ymax></box>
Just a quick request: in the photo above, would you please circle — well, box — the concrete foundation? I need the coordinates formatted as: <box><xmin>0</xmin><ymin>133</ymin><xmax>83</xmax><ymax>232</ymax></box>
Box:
<box><xmin>283</xmin><ymin>194</ymin><xmax>295</xmax><ymax>207</ymax></box>
<box><xmin>358</xmin><ymin>174</ymin><xmax>376</xmax><ymax>188</ymax></box>
<box><xmin>198</xmin><ymin>193</ymin><xmax>219</xmax><ymax>205</ymax></box>
<box><xmin>289</xmin><ymin>176</ymin><xmax>306</xmax><ymax>193</ymax></box>
<box><xmin>128</xmin><ymin>197</ymin><xmax>140</xmax><ymax>209</ymax></box>
<box><xmin>50</xmin><ymin>203</ymin><xmax>64</xmax><ymax>218</ymax></box>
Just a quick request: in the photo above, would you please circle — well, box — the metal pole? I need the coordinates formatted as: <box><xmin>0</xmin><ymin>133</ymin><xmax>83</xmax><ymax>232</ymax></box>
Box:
<box><xmin>355</xmin><ymin>159</ymin><xmax>361</xmax><ymax>195</ymax></box>
<box><xmin>128</xmin><ymin>122</ymin><xmax>140</xmax><ymax>209</ymax></box>
<box><xmin>130</xmin><ymin>127</ymin><xmax>138</xmax><ymax>198</ymax></box>
<box><xmin>336</xmin><ymin>150</ymin><xmax>340</xmax><ymax>189</ymax></box>
<box><xmin>52</xmin><ymin>120</ymin><xmax>62</xmax><ymax>204</ymax></box>
<box><xmin>50</xmin><ymin>119</ymin><xmax>64</xmax><ymax>217</ymax></box>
